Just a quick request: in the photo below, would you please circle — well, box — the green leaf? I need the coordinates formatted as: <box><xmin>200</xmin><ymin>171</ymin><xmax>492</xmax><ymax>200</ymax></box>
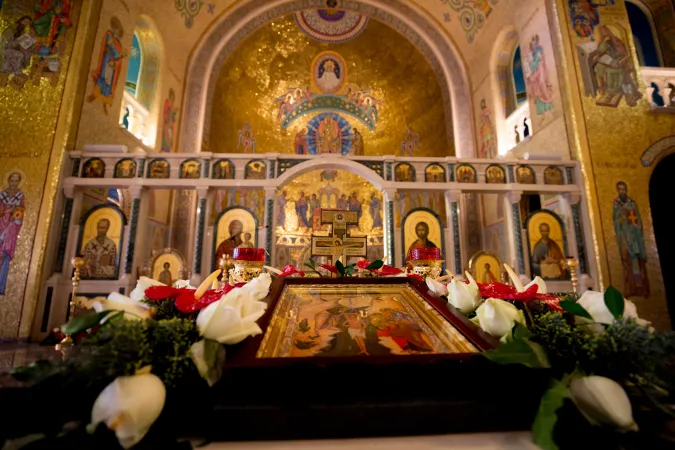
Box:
<box><xmin>335</xmin><ymin>260</ymin><xmax>345</xmax><ymax>277</ymax></box>
<box><xmin>190</xmin><ymin>339</ymin><xmax>226</xmax><ymax>387</ymax></box>
<box><xmin>61</xmin><ymin>310</ymin><xmax>116</xmax><ymax>335</ymax></box>
<box><xmin>559</xmin><ymin>300</ymin><xmax>592</xmax><ymax>320</ymax></box>
<box><xmin>513</xmin><ymin>322</ymin><xmax>534</xmax><ymax>340</ymax></box>
<box><xmin>532</xmin><ymin>379</ymin><xmax>571</xmax><ymax>450</ymax></box>
<box><xmin>366</xmin><ymin>260</ymin><xmax>384</xmax><ymax>270</ymax></box>
<box><xmin>604</xmin><ymin>285</ymin><xmax>624</xmax><ymax>320</ymax></box>
<box><xmin>484</xmin><ymin>338</ymin><xmax>551</xmax><ymax>369</ymax></box>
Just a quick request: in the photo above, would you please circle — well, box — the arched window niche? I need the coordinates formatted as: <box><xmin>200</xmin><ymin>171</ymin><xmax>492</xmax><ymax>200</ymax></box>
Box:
<box><xmin>119</xmin><ymin>16</ymin><xmax>162</xmax><ymax>147</ymax></box>
<box><xmin>625</xmin><ymin>0</ymin><xmax>663</xmax><ymax>68</ymax></box>
<box><xmin>492</xmin><ymin>29</ymin><xmax>531</xmax><ymax>155</ymax></box>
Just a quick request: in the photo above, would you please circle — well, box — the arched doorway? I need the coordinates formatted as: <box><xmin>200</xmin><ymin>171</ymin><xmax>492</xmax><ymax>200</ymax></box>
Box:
<box><xmin>274</xmin><ymin>169</ymin><xmax>384</xmax><ymax>269</ymax></box>
<box><xmin>650</xmin><ymin>152</ymin><xmax>675</xmax><ymax>325</ymax></box>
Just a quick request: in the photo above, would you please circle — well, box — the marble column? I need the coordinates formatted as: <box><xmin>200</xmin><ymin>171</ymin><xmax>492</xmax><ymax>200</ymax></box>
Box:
<box><xmin>60</xmin><ymin>185</ymin><xmax>84</xmax><ymax>277</ymax></box>
<box><xmin>382</xmin><ymin>189</ymin><xmax>396</xmax><ymax>266</ymax></box>
<box><xmin>122</xmin><ymin>186</ymin><xmax>144</xmax><ymax>279</ymax></box>
<box><xmin>190</xmin><ymin>188</ymin><xmax>209</xmax><ymax>286</ymax></box>
<box><xmin>263</xmin><ymin>187</ymin><xmax>277</xmax><ymax>264</ymax></box>
<box><xmin>563</xmin><ymin>192</ymin><xmax>594</xmax><ymax>291</ymax></box>
<box><xmin>444</xmin><ymin>190</ymin><xmax>462</xmax><ymax>275</ymax></box>
<box><xmin>505</xmin><ymin>191</ymin><xmax>527</xmax><ymax>280</ymax></box>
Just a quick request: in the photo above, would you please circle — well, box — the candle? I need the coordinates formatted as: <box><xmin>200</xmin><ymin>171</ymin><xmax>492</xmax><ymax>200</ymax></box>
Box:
<box><xmin>409</xmin><ymin>248</ymin><xmax>441</xmax><ymax>261</ymax></box>
<box><xmin>232</xmin><ymin>247</ymin><xmax>265</xmax><ymax>262</ymax></box>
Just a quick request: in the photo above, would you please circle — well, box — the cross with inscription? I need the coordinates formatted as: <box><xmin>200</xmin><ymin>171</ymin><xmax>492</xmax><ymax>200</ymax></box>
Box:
<box><xmin>311</xmin><ymin>210</ymin><xmax>367</xmax><ymax>264</ymax></box>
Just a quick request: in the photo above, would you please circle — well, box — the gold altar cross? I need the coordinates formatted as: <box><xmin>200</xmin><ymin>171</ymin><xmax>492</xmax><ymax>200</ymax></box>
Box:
<box><xmin>311</xmin><ymin>210</ymin><xmax>367</xmax><ymax>263</ymax></box>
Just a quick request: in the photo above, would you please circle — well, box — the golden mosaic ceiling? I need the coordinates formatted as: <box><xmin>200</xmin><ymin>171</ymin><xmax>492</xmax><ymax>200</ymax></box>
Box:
<box><xmin>208</xmin><ymin>15</ymin><xmax>452</xmax><ymax>157</ymax></box>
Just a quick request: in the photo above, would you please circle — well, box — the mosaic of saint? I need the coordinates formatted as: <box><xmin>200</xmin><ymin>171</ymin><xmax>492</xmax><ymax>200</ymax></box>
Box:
<box><xmin>0</xmin><ymin>170</ymin><xmax>25</xmax><ymax>296</ymax></box>
<box><xmin>114</xmin><ymin>159</ymin><xmax>136</xmax><ymax>178</ymax></box>
<box><xmin>425</xmin><ymin>164</ymin><xmax>445</xmax><ymax>183</ymax></box>
<box><xmin>613</xmin><ymin>181</ymin><xmax>649</xmax><ymax>298</ymax></box>
<box><xmin>403</xmin><ymin>210</ymin><xmax>442</xmax><ymax>262</ymax></box>
<box><xmin>486</xmin><ymin>165</ymin><xmax>506</xmax><ymax>184</ymax></box>
<box><xmin>517</xmin><ymin>166</ymin><xmax>536</xmax><ymax>184</ymax></box>
<box><xmin>79</xmin><ymin>207</ymin><xmax>123</xmax><ymax>280</ymax></box>
<box><xmin>0</xmin><ymin>0</ymin><xmax>74</xmax><ymax>89</ymax></box>
<box><xmin>527</xmin><ymin>211</ymin><xmax>568</xmax><ymax>280</ymax></box>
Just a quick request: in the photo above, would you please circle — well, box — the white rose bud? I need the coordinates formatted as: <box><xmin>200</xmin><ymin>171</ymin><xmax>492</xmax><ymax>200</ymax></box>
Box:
<box><xmin>471</xmin><ymin>298</ymin><xmax>526</xmax><ymax>340</ymax></box>
<box><xmin>575</xmin><ymin>291</ymin><xmax>648</xmax><ymax>333</ymax></box>
<box><xmin>196</xmin><ymin>288</ymin><xmax>268</xmax><ymax>345</ymax></box>
<box><xmin>129</xmin><ymin>276</ymin><xmax>166</xmax><ymax>302</ymax></box>
<box><xmin>524</xmin><ymin>276</ymin><xmax>547</xmax><ymax>293</ymax></box>
<box><xmin>90</xmin><ymin>368</ymin><xmax>166</xmax><ymax>448</ymax></box>
<box><xmin>569</xmin><ymin>376</ymin><xmax>638</xmax><ymax>432</ymax></box>
<box><xmin>93</xmin><ymin>292</ymin><xmax>152</xmax><ymax>320</ymax></box>
<box><xmin>446</xmin><ymin>278</ymin><xmax>482</xmax><ymax>314</ymax></box>
<box><xmin>426</xmin><ymin>278</ymin><xmax>449</xmax><ymax>298</ymax></box>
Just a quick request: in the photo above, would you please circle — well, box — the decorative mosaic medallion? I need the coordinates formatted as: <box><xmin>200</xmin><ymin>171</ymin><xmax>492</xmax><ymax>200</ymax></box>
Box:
<box><xmin>311</xmin><ymin>51</ymin><xmax>347</xmax><ymax>94</ymax></box>
<box><xmin>294</xmin><ymin>9</ymin><xmax>369</xmax><ymax>43</ymax></box>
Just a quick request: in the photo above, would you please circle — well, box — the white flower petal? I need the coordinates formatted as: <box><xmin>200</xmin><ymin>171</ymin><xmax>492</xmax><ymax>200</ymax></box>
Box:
<box><xmin>524</xmin><ymin>276</ymin><xmax>547</xmax><ymax>294</ymax></box>
<box><xmin>129</xmin><ymin>277</ymin><xmax>165</xmax><ymax>302</ymax></box>
<box><xmin>472</xmin><ymin>298</ymin><xmax>525</xmax><ymax>339</ymax></box>
<box><xmin>570</xmin><ymin>376</ymin><xmax>638</xmax><ymax>431</ymax></box>
<box><xmin>426</xmin><ymin>278</ymin><xmax>449</xmax><ymax>297</ymax></box>
<box><xmin>91</xmin><ymin>372</ymin><xmax>166</xmax><ymax>449</ymax></box>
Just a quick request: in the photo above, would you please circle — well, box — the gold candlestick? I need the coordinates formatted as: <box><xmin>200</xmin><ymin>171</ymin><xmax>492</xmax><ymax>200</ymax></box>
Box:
<box><xmin>565</xmin><ymin>257</ymin><xmax>579</xmax><ymax>294</ymax></box>
<box><xmin>218</xmin><ymin>254</ymin><xmax>231</xmax><ymax>288</ymax></box>
<box><xmin>56</xmin><ymin>256</ymin><xmax>86</xmax><ymax>354</ymax></box>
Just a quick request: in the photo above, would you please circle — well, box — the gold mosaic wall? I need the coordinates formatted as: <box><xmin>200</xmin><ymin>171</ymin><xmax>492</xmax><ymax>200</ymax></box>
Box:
<box><xmin>0</xmin><ymin>0</ymin><xmax>82</xmax><ymax>338</ymax></box>
<box><xmin>558</xmin><ymin>0</ymin><xmax>675</xmax><ymax>330</ymax></box>
<box><xmin>209</xmin><ymin>15</ymin><xmax>451</xmax><ymax>157</ymax></box>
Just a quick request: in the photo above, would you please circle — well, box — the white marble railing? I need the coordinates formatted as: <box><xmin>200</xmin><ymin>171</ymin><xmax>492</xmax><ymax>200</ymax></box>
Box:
<box><xmin>642</xmin><ymin>66</ymin><xmax>675</xmax><ymax>110</ymax></box>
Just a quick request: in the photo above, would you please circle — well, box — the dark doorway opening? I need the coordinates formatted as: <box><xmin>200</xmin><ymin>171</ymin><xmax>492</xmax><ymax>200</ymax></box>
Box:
<box><xmin>650</xmin><ymin>153</ymin><xmax>675</xmax><ymax>326</ymax></box>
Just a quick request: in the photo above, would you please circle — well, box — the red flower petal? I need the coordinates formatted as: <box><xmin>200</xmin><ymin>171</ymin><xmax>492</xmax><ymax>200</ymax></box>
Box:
<box><xmin>319</xmin><ymin>264</ymin><xmax>338</xmax><ymax>274</ymax></box>
<box><xmin>357</xmin><ymin>260</ymin><xmax>372</xmax><ymax>270</ymax></box>
<box><xmin>372</xmin><ymin>265</ymin><xmax>403</xmax><ymax>276</ymax></box>
<box><xmin>478</xmin><ymin>282</ymin><xmax>518</xmax><ymax>299</ymax></box>
<box><xmin>144</xmin><ymin>286</ymin><xmax>183</xmax><ymax>301</ymax></box>
<box><xmin>174</xmin><ymin>289</ymin><xmax>199</xmax><ymax>313</ymax></box>
<box><xmin>279</xmin><ymin>265</ymin><xmax>306</xmax><ymax>277</ymax></box>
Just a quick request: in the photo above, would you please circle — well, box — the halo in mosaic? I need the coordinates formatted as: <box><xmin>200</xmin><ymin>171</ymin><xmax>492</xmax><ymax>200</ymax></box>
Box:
<box><xmin>294</xmin><ymin>9</ymin><xmax>369</xmax><ymax>43</ymax></box>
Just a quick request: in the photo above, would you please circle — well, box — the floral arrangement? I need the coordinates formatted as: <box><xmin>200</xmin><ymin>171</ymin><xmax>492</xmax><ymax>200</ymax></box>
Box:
<box><xmin>5</xmin><ymin>259</ymin><xmax>675</xmax><ymax>449</ymax></box>
<box><xmin>425</xmin><ymin>264</ymin><xmax>675</xmax><ymax>450</ymax></box>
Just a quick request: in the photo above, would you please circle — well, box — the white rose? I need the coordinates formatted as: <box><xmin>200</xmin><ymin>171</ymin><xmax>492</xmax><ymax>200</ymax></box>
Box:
<box><xmin>93</xmin><ymin>292</ymin><xmax>152</xmax><ymax>320</ymax></box>
<box><xmin>426</xmin><ymin>278</ymin><xmax>449</xmax><ymax>297</ymax></box>
<box><xmin>575</xmin><ymin>290</ymin><xmax>647</xmax><ymax>333</ymax></box>
<box><xmin>569</xmin><ymin>376</ymin><xmax>638</xmax><ymax>432</ymax></box>
<box><xmin>196</xmin><ymin>287</ymin><xmax>268</xmax><ymax>345</ymax></box>
<box><xmin>90</xmin><ymin>368</ymin><xmax>166</xmax><ymax>448</ymax></box>
<box><xmin>129</xmin><ymin>276</ymin><xmax>165</xmax><ymax>302</ymax></box>
<box><xmin>471</xmin><ymin>298</ymin><xmax>526</xmax><ymax>340</ymax></box>
<box><xmin>238</xmin><ymin>273</ymin><xmax>273</xmax><ymax>302</ymax></box>
<box><xmin>447</xmin><ymin>278</ymin><xmax>482</xmax><ymax>314</ymax></box>
<box><xmin>524</xmin><ymin>276</ymin><xmax>547</xmax><ymax>293</ymax></box>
